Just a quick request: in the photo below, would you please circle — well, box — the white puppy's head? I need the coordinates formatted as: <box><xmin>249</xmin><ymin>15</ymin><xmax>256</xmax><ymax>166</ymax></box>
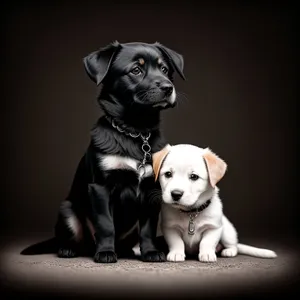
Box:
<box><xmin>153</xmin><ymin>144</ymin><xmax>227</xmax><ymax>209</ymax></box>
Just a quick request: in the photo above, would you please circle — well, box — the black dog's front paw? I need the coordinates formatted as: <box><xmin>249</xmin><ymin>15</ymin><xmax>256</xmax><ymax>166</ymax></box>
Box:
<box><xmin>94</xmin><ymin>251</ymin><xmax>117</xmax><ymax>263</ymax></box>
<box><xmin>58</xmin><ymin>247</ymin><xmax>77</xmax><ymax>258</ymax></box>
<box><xmin>142</xmin><ymin>251</ymin><xmax>166</xmax><ymax>262</ymax></box>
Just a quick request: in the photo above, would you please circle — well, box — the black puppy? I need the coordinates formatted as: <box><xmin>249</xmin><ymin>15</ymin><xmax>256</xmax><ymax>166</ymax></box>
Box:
<box><xmin>21</xmin><ymin>41</ymin><xmax>185</xmax><ymax>263</ymax></box>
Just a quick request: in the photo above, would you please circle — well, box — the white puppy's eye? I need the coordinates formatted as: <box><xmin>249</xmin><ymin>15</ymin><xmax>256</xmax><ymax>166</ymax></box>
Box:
<box><xmin>189</xmin><ymin>174</ymin><xmax>199</xmax><ymax>181</ymax></box>
<box><xmin>164</xmin><ymin>171</ymin><xmax>173</xmax><ymax>178</ymax></box>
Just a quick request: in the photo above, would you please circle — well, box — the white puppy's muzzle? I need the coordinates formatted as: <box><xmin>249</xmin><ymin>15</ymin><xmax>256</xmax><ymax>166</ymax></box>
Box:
<box><xmin>170</xmin><ymin>189</ymin><xmax>184</xmax><ymax>202</ymax></box>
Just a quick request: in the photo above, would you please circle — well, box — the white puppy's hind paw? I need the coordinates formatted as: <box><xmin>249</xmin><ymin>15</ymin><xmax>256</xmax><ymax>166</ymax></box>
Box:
<box><xmin>167</xmin><ymin>251</ymin><xmax>186</xmax><ymax>262</ymax></box>
<box><xmin>199</xmin><ymin>250</ymin><xmax>217</xmax><ymax>263</ymax></box>
<box><xmin>221</xmin><ymin>247</ymin><xmax>238</xmax><ymax>257</ymax></box>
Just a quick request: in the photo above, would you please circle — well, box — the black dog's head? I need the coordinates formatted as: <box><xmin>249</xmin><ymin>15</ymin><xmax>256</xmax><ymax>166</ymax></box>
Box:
<box><xmin>83</xmin><ymin>41</ymin><xmax>185</xmax><ymax>129</ymax></box>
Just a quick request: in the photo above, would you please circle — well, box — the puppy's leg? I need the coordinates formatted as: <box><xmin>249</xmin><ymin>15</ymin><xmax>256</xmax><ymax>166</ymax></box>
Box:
<box><xmin>55</xmin><ymin>201</ymin><xmax>82</xmax><ymax>258</ymax></box>
<box><xmin>88</xmin><ymin>183</ymin><xmax>117</xmax><ymax>263</ymax></box>
<box><xmin>220</xmin><ymin>216</ymin><xmax>238</xmax><ymax>257</ymax></box>
<box><xmin>163</xmin><ymin>228</ymin><xmax>185</xmax><ymax>262</ymax></box>
<box><xmin>199</xmin><ymin>227</ymin><xmax>222</xmax><ymax>263</ymax></box>
<box><xmin>139</xmin><ymin>177</ymin><xmax>166</xmax><ymax>262</ymax></box>
<box><xmin>55</xmin><ymin>154</ymin><xmax>88</xmax><ymax>258</ymax></box>
<box><xmin>139</xmin><ymin>202</ymin><xmax>166</xmax><ymax>262</ymax></box>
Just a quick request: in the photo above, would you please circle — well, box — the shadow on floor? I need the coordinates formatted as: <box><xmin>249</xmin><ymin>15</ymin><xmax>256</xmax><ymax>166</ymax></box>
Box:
<box><xmin>1</xmin><ymin>232</ymin><xmax>300</xmax><ymax>299</ymax></box>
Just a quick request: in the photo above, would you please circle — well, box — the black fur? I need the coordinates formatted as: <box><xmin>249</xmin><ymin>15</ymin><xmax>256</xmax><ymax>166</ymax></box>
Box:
<box><xmin>21</xmin><ymin>41</ymin><xmax>185</xmax><ymax>263</ymax></box>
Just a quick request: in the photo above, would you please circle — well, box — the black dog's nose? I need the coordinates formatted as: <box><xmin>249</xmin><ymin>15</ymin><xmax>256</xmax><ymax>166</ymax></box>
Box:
<box><xmin>171</xmin><ymin>190</ymin><xmax>184</xmax><ymax>201</ymax></box>
<box><xmin>160</xmin><ymin>83</ymin><xmax>173</xmax><ymax>97</ymax></box>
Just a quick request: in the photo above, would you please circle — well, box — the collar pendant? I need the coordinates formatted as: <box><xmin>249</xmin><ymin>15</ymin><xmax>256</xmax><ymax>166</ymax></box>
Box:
<box><xmin>188</xmin><ymin>214</ymin><xmax>197</xmax><ymax>235</ymax></box>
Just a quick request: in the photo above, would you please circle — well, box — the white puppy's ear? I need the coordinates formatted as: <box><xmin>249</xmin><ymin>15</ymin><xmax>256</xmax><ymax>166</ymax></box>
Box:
<box><xmin>152</xmin><ymin>144</ymin><xmax>172</xmax><ymax>182</ymax></box>
<box><xmin>203</xmin><ymin>148</ymin><xmax>227</xmax><ymax>187</ymax></box>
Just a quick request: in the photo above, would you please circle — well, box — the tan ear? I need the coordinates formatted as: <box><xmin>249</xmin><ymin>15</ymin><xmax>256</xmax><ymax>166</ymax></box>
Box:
<box><xmin>203</xmin><ymin>148</ymin><xmax>227</xmax><ymax>187</ymax></box>
<box><xmin>152</xmin><ymin>144</ymin><xmax>172</xmax><ymax>182</ymax></box>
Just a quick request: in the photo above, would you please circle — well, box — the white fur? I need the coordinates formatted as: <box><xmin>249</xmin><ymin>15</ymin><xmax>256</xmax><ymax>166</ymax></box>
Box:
<box><xmin>132</xmin><ymin>243</ymin><xmax>141</xmax><ymax>256</ymax></box>
<box><xmin>170</xmin><ymin>89</ymin><xmax>176</xmax><ymax>105</ymax></box>
<box><xmin>63</xmin><ymin>201</ymin><xmax>83</xmax><ymax>242</ymax></box>
<box><xmin>66</xmin><ymin>215</ymin><xmax>82</xmax><ymax>242</ymax></box>
<box><xmin>101</xmin><ymin>154</ymin><xmax>153</xmax><ymax>179</ymax></box>
<box><xmin>158</xmin><ymin>144</ymin><xmax>277</xmax><ymax>263</ymax></box>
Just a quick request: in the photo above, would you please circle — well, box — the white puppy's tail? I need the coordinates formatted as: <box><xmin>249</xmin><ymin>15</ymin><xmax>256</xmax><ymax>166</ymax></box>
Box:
<box><xmin>237</xmin><ymin>243</ymin><xmax>277</xmax><ymax>258</ymax></box>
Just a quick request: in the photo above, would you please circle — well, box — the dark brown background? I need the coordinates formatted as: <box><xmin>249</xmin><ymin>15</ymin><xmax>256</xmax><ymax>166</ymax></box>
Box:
<box><xmin>1</xmin><ymin>1</ymin><xmax>298</xmax><ymax>240</ymax></box>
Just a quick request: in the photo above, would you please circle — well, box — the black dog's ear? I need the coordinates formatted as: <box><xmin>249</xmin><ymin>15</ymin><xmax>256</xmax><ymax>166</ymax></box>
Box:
<box><xmin>83</xmin><ymin>41</ymin><xmax>121</xmax><ymax>85</ymax></box>
<box><xmin>154</xmin><ymin>42</ymin><xmax>186</xmax><ymax>80</ymax></box>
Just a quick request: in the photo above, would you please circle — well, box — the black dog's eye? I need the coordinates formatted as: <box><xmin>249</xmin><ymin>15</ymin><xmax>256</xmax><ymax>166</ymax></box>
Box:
<box><xmin>164</xmin><ymin>171</ymin><xmax>172</xmax><ymax>178</ymax></box>
<box><xmin>190</xmin><ymin>174</ymin><xmax>199</xmax><ymax>181</ymax></box>
<box><xmin>161</xmin><ymin>66</ymin><xmax>168</xmax><ymax>74</ymax></box>
<box><xmin>131</xmin><ymin>67</ymin><xmax>142</xmax><ymax>75</ymax></box>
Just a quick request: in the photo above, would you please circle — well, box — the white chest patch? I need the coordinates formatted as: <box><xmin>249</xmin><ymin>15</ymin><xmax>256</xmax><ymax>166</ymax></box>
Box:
<box><xmin>100</xmin><ymin>154</ymin><xmax>153</xmax><ymax>178</ymax></box>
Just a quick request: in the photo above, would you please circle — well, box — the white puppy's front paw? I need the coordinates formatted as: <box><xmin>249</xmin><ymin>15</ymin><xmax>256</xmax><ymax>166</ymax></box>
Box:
<box><xmin>199</xmin><ymin>250</ymin><xmax>217</xmax><ymax>263</ymax></box>
<box><xmin>221</xmin><ymin>247</ymin><xmax>238</xmax><ymax>257</ymax></box>
<box><xmin>167</xmin><ymin>251</ymin><xmax>186</xmax><ymax>262</ymax></box>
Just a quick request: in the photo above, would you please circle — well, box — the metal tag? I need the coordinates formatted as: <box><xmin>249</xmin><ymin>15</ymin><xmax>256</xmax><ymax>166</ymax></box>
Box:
<box><xmin>188</xmin><ymin>220</ymin><xmax>195</xmax><ymax>235</ymax></box>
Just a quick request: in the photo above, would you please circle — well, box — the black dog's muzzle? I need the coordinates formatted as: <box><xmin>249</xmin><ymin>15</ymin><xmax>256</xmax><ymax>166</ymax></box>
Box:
<box><xmin>152</xmin><ymin>100</ymin><xmax>176</xmax><ymax>109</ymax></box>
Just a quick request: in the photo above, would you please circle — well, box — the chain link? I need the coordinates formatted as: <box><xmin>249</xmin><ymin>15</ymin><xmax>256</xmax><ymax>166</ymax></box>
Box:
<box><xmin>138</xmin><ymin>133</ymin><xmax>151</xmax><ymax>177</ymax></box>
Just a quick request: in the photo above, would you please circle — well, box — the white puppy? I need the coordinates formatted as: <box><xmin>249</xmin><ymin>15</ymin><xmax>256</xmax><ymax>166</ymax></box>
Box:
<box><xmin>153</xmin><ymin>144</ymin><xmax>277</xmax><ymax>262</ymax></box>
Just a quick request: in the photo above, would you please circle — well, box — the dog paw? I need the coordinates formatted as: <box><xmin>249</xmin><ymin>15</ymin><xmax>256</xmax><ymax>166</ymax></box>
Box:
<box><xmin>221</xmin><ymin>247</ymin><xmax>238</xmax><ymax>257</ymax></box>
<box><xmin>199</xmin><ymin>250</ymin><xmax>217</xmax><ymax>263</ymax></box>
<box><xmin>142</xmin><ymin>251</ymin><xmax>166</xmax><ymax>262</ymax></box>
<box><xmin>167</xmin><ymin>251</ymin><xmax>185</xmax><ymax>262</ymax></box>
<box><xmin>57</xmin><ymin>247</ymin><xmax>77</xmax><ymax>258</ymax></box>
<box><xmin>94</xmin><ymin>251</ymin><xmax>117</xmax><ymax>263</ymax></box>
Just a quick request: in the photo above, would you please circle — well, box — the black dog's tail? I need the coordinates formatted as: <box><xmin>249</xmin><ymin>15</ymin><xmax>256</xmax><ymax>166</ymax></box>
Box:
<box><xmin>20</xmin><ymin>237</ymin><xmax>58</xmax><ymax>255</ymax></box>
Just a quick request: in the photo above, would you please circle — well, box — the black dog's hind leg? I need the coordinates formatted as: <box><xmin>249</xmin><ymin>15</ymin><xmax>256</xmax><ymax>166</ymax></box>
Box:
<box><xmin>55</xmin><ymin>201</ymin><xmax>82</xmax><ymax>258</ymax></box>
<box><xmin>139</xmin><ymin>177</ymin><xmax>166</xmax><ymax>262</ymax></box>
<box><xmin>88</xmin><ymin>183</ymin><xmax>117</xmax><ymax>263</ymax></box>
<box><xmin>55</xmin><ymin>154</ymin><xmax>89</xmax><ymax>258</ymax></box>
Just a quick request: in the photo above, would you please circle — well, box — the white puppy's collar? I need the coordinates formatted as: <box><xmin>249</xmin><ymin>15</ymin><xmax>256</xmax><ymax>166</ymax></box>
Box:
<box><xmin>179</xmin><ymin>199</ymin><xmax>211</xmax><ymax>214</ymax></box>
<box><xmin>178</xmin><ymin>199</ymin><xmax>211</xmax><ymax>235</ymax></box>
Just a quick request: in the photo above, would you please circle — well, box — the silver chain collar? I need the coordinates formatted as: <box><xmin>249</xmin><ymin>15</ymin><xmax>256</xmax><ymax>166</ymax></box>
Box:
<box><xmin>111</xmin><ymin>119</ymin><xmax>144</xmax><ymax>138</ymax></box>
<box><xmin>108</xmin><ymin>117</ymin><xmax>152</xmax><ymax>177</ymax></box>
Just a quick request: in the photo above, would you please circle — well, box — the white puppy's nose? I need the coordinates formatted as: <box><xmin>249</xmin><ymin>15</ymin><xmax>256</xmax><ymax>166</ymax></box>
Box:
<box><xmin>171</xmin><ymin>190</ymin><xmax>184</xmax><ymax>201</ymax></box>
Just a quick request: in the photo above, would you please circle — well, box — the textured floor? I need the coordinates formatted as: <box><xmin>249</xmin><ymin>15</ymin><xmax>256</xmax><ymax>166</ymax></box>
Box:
<box><xmin>1</xmin><ymin>232</ymin><xmax>299</xmax><ymax>299</ymax></box>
